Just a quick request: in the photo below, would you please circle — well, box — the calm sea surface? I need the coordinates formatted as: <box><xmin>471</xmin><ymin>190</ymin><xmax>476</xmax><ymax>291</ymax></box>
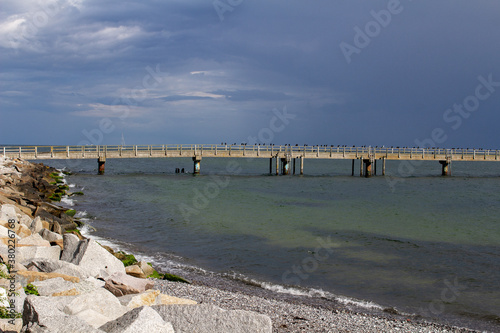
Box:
<box><xmin>40</xmin><ymin>157</ymin><xmax>500</xmax><ymax>331</ymax></box>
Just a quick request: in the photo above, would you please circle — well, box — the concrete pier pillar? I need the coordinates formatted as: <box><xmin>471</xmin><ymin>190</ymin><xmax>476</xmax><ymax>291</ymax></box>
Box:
<box><xmin>382</xmin><ymin>158</ymin><xmax>386</xmax><ymax>176</ymax></box>
<box><xmin>98</xmin><ymin>156</ymin><xmax>106</xmax><ymax>175</ymax></box>
<box><xmin>440</xmin><ymin>160</ymin><xmax>451</xmax><ymax>176</ymax></box>
<box><xmin>374</xmin><ymin>160</ymin><xmax>377</xmax><ymax>176</ymax></box>
<box><xmin>359</xmin><ymin>158</ymin><xmax>363</xmax><ymax>177</ymax></box>
<box><xmin>300</xmin><ymin>157</ymin><xmax>304</xmax><ymax>175</ymax></box>
<box><xmin>363</xmin><ymin>159</ymin><xmax>373</xmax><ymax>178</ymax></box>
<box><xmin>193</xmin><ymin>156</ymin><xmax>201</xmax><ymax>174</ymax></box>
<box><xmin>269</xmin><ymin>158</ymin><xmax>273</xmax><ymax>174</ymax></box>
<box><xmin>352</xmin><ymin>160</ymin><xmax>355</xmax><ymax>176</ymax></box>
<box><xmin>293</xmin><ymin>158</ymin><xmax>296</xmax><ymax>175</ymax></box>
<box><xmin>281</xmin><ymin>158</ymin><xmax>290</xmax><ymax>175</ymax></box>
<box><xmin>275</xmin><ymin>157</ymin><xmax>279</xmax><ymax>176</ymax></box>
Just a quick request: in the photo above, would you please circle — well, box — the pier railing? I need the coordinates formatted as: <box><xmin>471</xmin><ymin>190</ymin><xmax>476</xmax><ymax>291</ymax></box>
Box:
<box><xmin>1</xmin><ymin>145</ymin><xmax>499</xmax><ymax>161</ymax></box>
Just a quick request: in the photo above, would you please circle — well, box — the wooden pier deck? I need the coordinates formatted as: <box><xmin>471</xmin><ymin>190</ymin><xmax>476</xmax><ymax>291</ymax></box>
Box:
<box><xmin>2</xmin><ymin>145</ymin><xmax>499</xmax><ymax>176</ymax></box>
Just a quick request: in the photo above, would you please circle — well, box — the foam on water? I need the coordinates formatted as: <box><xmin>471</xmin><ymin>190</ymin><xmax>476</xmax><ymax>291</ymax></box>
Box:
<box><xmin>74</xmin><ymin>211</ymin><xmax>88</xmax><ymax>219</ymax></box>
<box><xmin>60</xmin><ymin>196</ymin><xmax>74</xmax><ymax>207</ymax></box>
<box><xmin>335</xmin><ymin>295</ymin><xmax>385</xmax><ymax>311</ymax></box>
<box><xmin>244</xmin><ymin>279</ymin><xmax>385</xmax><ymax>312</ymax></box>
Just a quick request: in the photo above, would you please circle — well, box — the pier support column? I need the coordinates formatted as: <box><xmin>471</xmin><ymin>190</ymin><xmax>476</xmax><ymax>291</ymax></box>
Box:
<box><xmin>300</xmin><ymin>157</ymin><xmax>304</xmax><ymax>175</ymax></box>
<box><xmin>293</xmin><ymin>158</ymin><xmax>296</xmax><ymax>175</ymax></box>
<box><xmin>193</xmin><ymin>156</ymin><xmax>202</xmax><ymax>174</ymax></box>
<box><xmin>382</xmin><ymin>158</ymin><xmax>386</xmax><ymax>176</ymax></box>
<box><xmin>275</xmin><ymin>157</ymin><xmax>279</xmax><ymax>176</ymax></box>
<box><xmin>98</xmin><ymin>156</ymin><xmax>106</xmax><ymax>175</ymax></box>
<box><xmin>269</xmin><ymin>158</ymin><xmax>273</xmax><ymax>174</ymax></box>
<box><xmin>363</xmin><ymin>159</ymin><xmax>373</xmax><ymax>178</ymax></box>
<box><xmin>359</xmin><ymin>159</ymin><xmax>363</xmax><ymax>177</ymax></box>
<box><xmin>439</xmin><ymin>160</ymin><xmax>451</xmax><ymax>176</ymax></box>
<box><xmin>281</xmin><ymin>158</ymin><xmax>290</xmax><ymax>175</ymax></box>
<box><xmin>352</xmin><ymin>160</ymin><xmax>355</xmax><ymax>176</ymax></box>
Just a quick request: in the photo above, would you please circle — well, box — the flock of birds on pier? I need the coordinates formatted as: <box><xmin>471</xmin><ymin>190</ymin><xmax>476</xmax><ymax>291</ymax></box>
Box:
<box><xmin>219</xmin><ymin>143</ymin><xmax>490</xmax><ymax>150</ymax></box>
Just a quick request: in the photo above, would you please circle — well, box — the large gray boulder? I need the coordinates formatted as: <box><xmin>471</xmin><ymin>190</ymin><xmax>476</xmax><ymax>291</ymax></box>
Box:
<box><xmin>73</xmin><ymin>277</ymin><xmax>106</xmax><ymax>294</ymax></box>
<box><xmin>31</xmin><ymin>277</ymin><xmax>77</xmax><ymax>296</ymax></box>
<box><xmin>18</xmin><ymin>234</ymin><xmax>50</xmax><ymax>247</ymax></box>
<box><xmin>0</xmin><ymin>204</ymin><xmax>18</xmax><ymax>221</ymax></box>
<box><xmin>22</xmin><ymin>295</ymin><xmax>104</xmax><ymax>333</ymax></box>
<box><xmin>104</xmin><ymin>272</ymin><xmax>154</xmax><ymax>297</ymax></box>
<box><xmin>75</xmin><ymin>309</ymin><xmax>114</xmax><ymax>329</ymax></box>
<box><xmin>30</xmin><ymin>216</ymin><xmax>44</xmax><ymax>234</ymax></box>
<box><xmin>0</xmin><ymin>318</ymin><xmax>22</xmax><ymax>333</ymax></box>
<box><xmin>137</xmin><ymin>261</ymin><xmax>155</xmax><ymax>277</ymax></box>
<box><xmin>38</xmin><ymin>228</ymin><xmax>63</xmax><ymax>243</ymax></box>
<box><xmin>60</xmin><ymin>233</ymin><xmax>83</xmax><ymax>262</ymax></box>
<box><xmin>152</xmin><ymin>304</ymin><xmax>273</xmax><ymax>333</ymax></box>
<box><xmin>61</xmin><ymin>238</ymin><xmax>125</xmax><ymax>278</ymax></box>
<box><xmin>21</xmin><ymin>245</ymin><xmax>61</xmax><ymax>261</ymax></box>
<box><xmin>4</xmin><ymin>245</ymin><xmax>61</xmax><ymax>264</ymax></box>
<box><xmin>26</xmin><ymin>258</ymin><xmax>87</xmax><ymax>280</ymax></box>
<box><xmin>0</xmin><ymin>280</ymin><xmax>25</xmax><ymax>314</ymax></box>
<box><xmin>100</xmin><ymin>306</ymin><xmax>174</xmax><ymax>333</ymax></box>
<box><xmin>62</xmin><ymin>288</ymin><xmax>128</xmax><ymax>326</ymax></box>
<box><xmin>0</xmin><ymin>225</ymin><xmax>20</xmax><ymax>240</ymax></box>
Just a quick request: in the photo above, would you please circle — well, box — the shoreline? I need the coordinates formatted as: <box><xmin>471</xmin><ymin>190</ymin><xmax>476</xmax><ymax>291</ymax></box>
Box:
<box><xmin>0</xmin><ymin>157</ymin><xmax>488</xmax><ymax>332</ymax></box>
<box><xmin>81</xmin><ymin>230</ymin><xmax>482</xmax><ymax>333</ymax></box>
<box><xmin>61</xmin><ymin>170</ymin><xmax>489</xmax><ymax>332</ymax></box>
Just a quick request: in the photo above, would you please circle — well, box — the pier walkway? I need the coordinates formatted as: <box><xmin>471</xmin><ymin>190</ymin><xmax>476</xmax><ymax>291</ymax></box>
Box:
<box><xmin>2</xmin><ymin>145</ymin><xmax>499</xmax><ymax>176</ymax></box>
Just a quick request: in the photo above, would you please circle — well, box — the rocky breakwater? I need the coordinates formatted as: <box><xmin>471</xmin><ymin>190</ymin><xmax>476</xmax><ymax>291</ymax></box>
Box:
<box><xmin>0</xmin><ymin>157</ymin><xmax>272</xmax><ymax>333</ymax></box>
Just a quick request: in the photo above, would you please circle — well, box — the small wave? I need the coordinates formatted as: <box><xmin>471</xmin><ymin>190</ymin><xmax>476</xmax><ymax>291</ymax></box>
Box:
<box><xmin>260</xmin><ymin>282</ymin><xmax>319</xmax><ymax>297</ymax></box>
<box><xmin>61</xmin><ymin>196</ymin><xmax>75</xmax><ymax>207</ymax></box>
<box><xmin>260</xmin><ymin>281</ymin><xmax>383</xmax><ymax>311</ymax></box>
<box><xmin>335</xmin><ymin>296</ymin><xmax>384</xmax><ymax>310</ymax></box>
<box><xmin>79</xmin><ymin>223</ymin><xmax>96</xmax><ymax>236</ymax></box>
<box><xmin>75</xmin><ymin>211</ymin><xmax>88</xmax><ymax>218</ymax></box>
<box><xmin>222</xmin><ymin>274</ymin><xmax>385</xmax><ymax>312</ymax></box>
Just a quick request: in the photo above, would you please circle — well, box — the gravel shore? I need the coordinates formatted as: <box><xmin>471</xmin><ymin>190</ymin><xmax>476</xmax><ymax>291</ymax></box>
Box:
<box><xmin>154</xmin><ymin>279</ymin><xmax>479</xmax><ymax>333</ymax></box>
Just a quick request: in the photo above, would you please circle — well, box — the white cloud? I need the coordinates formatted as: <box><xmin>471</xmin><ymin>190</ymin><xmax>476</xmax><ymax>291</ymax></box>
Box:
<box><xmin>71</xmin><ymin>103</ymin><xmax>149</xmax><ymax>119</ymax></box>
<box><xmin>73</xmin><ymin>25</ymin><xmax>144</xmax><ymax>44</ymax></box>
<box><xmin>181</xmin><ymin>92</ymin><xmax>225</xmax><ymax>99</ymax></box>
<box><xmin>190</xmin><ymin>70</ymin><xmax>227</xmax><ymax>77</ymax></box>
<box><xmin>0</xmin><ymin>0</ymin><xmax>82</xmax><ymax>51</ymax></box>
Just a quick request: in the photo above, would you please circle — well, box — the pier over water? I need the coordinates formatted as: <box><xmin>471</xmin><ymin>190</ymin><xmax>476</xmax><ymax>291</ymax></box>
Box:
<box><xmin>2</xmin><ymin>145</ymin><xmax>499</xmax><ymax>177</ymax></box>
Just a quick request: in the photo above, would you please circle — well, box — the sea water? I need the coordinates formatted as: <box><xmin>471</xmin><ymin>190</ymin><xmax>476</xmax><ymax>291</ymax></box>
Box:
<box><xmin>40</xmin><ymin>157</ymin><xmax>500</xmax><ymax>331</ymax></box>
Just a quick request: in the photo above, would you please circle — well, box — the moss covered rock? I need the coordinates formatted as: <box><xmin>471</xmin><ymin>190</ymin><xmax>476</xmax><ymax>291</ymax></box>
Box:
<box><xmin>114</xmin><ymin>251</ymin><xmax>138</xmax><ymax>267</ymax></box>
<box><xmin>65</xmin><ymin>209</ymin><xmax>76</xmax><ymax>217</ymax></box>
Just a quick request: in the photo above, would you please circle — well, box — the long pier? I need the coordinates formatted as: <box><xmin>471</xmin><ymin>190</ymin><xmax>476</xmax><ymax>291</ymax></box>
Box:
<box><xmin>2</xmin><ymin>145</ymin><xmax>499</xmax><ymax>177</ymax></box>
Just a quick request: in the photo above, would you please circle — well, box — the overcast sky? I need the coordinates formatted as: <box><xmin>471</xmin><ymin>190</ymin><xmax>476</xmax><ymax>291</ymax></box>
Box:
<box><xmin>1</xmin><ymin>0</ymin><xmax>499</xmax><ymax>148</ymax></box>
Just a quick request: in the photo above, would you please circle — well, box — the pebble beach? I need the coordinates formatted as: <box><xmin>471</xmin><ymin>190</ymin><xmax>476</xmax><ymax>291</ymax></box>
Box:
<box><xmin>154</xmin><ymin>278</ymin><xmax>479</xmax><ymax>333</ymax></box>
